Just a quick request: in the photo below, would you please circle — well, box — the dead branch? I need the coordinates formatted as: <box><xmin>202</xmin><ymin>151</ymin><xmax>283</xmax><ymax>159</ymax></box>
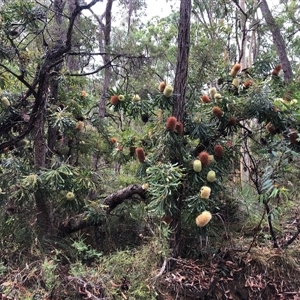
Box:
<box><xmin>58</xmin><ymin>184</ymin><xmax>147</xmax><ymax>236</ymax></box>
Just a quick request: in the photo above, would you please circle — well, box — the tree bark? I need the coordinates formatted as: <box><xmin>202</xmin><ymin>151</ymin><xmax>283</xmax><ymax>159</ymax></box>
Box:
<box><xmin>98</xmin><ymin>0</ymin><xmax>113</xmax><ymax>118</ymax></box>
<box><xmin>259</xmin><ymin>0</ymin><xmax>293</xmax><ymax>83</ymax></box>
<box><xmin>172</xmin><ymin>0</ymin><xmax>191</xmax><ymax>123</ymax></box>
<box><xmin>170</xmin><ymin>0</ymin><xmax>191</xmax><ymax>259</ymax></box>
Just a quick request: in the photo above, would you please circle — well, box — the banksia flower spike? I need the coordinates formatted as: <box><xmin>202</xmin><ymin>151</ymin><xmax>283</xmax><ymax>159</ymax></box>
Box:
<box><xmin>230</xmin><ymin>63</ymin><xmax>241</xmax><ymax>77</ymax></box>
<box><xmin>228</xmin><ymin>117</ymin><xmax>237</xmax><ymax>126</ymax></box>
<box><xmin>232</xmin><ymin>78</ymin><xmax>239</xmax><ymax>88</ymax></box>
<box><xmin>159</xmin><ymin>81</ymin><xmax>166</xmax><ymax>93</ymax></box>
<box><xmin>201</xmin><ymin>95</ymin><xmax>210</xmax><ymax>103</ymax></box>
<box><xmin>272</xmin><ymin>65</ymin><xmax>282</xmax><ymax>76</ymax></box>
<box><xmin>199</xmin><ymin>151</ymin><xmax>210</xmax><ymax>168</ymax></box>
<box><xmin>110</xmin><ymin>95</ymin><xmax>119</xmax><ymax>105</ymax></box>
<box><xmin>214</xmin><ymin>145</ymin><xmax>224</xmax><ymax>159</ymax></box>
<box><xmin>200</xmin><ymin>186</ymin><xmax>211</xmax><ymax>199</ymax></box>
<box><xmin>132</xmin><ymin>94</ymin><xmax>141</xmax><ymax>102</ymax></box>
<box><xmin>76</xmin><ymin>121</ymin><xmax>84</xmax><ymax>131</ymax></box>
<box><xmin>212</xmin><ymin>106</ymin><xmax>224</xmax><ymax>118</ymax></box>
<box><xmin>209</xmin><ymin>87</ymin><xmax>217</xmax><ymax>99</ymax></box>
<box><xmin>163</xmin><ymin>85</ymin><xmax>173</xmax><ymax>97</ymax></box>
<box><xmin>81</xmin><ymin>90</ymin><xmax>87</xmax><ymax>97</ymax></box>
<box><xmin>1</xmin><ymin>97</ymin><xmax>10</xmax><ymax>107</ymax></box>
<box><xmin>266</xmin><ymin>122</ymin><xmax>276</xmax><ymax>133</ymax></box>
<box><xmin>110</xmin><ymin>137</ymin><xmax>117</xmax><ymax>144</ymax></box>
<box><xmin>166</xmin><ymin>116</ymin><xmax>177</xmax><ymax>131</ymax></box>
<box><xmin>135</xmin><ymin>147</ymin><xmax>146</xmax><ymax>162</ymax></box>
<box><xmin>196</xmin><ymin>211</ymin><xmax>212</xmax><ymax>227</ymax></box>
<box><xmin>193</xmin><ymin>159</ymin><xmax>202</xmax><ymax>172</ymax></box>
<box><xmin>207</xmin><ymin>170</ymin><xmax>216</xmax><ymax>183</ymax></box>
<box><xmin>175</xmin><ymin>121</ymin><xmax>184</xmax><ymax>135</ymax></box>
<box><xmin>243</xmin><ymin>79</ymin><xmax>253</xmax><ymax>89</ymax></box>
<box><xmin>118</xmin><ymin>95</ymin><xmax>125</xmax><ymax>101</ymax></box>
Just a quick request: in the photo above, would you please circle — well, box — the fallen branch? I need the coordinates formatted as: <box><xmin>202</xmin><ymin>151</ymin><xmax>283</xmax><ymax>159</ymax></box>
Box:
<box><xmin>58</xmin><ymin>184</ymin><xmax>146</xmax><ymax>236</ymax></box>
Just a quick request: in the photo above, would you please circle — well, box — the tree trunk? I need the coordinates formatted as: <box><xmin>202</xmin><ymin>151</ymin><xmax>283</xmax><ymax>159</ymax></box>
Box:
<box><xmin>172</xmin><ymin>0</ymin><xmax>191</xmax><ymax>123</ymax></box>
<box><xmin>259</xmin><ymin>0</ymin><xmax>293</xmax><ymax>83</ymax></box>
<box><xmin>170</xmin><ymin>0</ymin><xmax>191</xmax><ymax>259</ymax></box>
<box><xmin>34</xmin><ymin>75</ymin><xmax>53</xmax><ymax>242</ymax></box>
<box><xmin>98</xmin><ymin>0</ymin><xmax>113</xmax><ymax>118</ymax></box>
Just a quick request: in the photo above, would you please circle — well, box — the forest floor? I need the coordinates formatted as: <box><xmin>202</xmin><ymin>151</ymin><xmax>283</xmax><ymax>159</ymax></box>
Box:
<box><xmin>156</xmin><ymin>220</ymin><xmax>300</xmax><ymax>300</ymax></box>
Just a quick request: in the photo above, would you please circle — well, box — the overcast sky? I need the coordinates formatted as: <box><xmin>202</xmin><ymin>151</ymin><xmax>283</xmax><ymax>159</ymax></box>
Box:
<box><xmin>88</xmin><ymin>0</ymin><xmax>179</xmax><ymax>20</ymax></box>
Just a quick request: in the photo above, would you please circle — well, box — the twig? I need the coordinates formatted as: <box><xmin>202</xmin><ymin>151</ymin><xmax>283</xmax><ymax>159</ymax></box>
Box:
<box><xmin>151</xmin><ymin>257</ymin><xmax>168</xmax><ymax>282</ymax></box>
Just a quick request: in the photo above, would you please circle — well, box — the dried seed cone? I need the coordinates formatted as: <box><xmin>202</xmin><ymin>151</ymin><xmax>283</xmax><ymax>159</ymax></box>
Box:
<box><xmin>272</xmin><ymin>65</ymin><xmax>282</xmax><ymax>76</ymax></box>
<box><xmin>196</xmin><ymin>211</ymin><xmax>212</xmax><ymax>227</ymax></box>
<box><xmin>110</xmin><ymin>95</ymin><xmax>119</xmax><ymax>105</ymax></box>
<box><xmin>201</xmin><ymin>95</ymin><xmax>210</xmax><ymax>103</ymax></box>
<box><xmin>200</xmin><ymin>186</ymin><xmax>211</xmax><ymax>199</ymax></box>
<box><xmin>135</xmin><ymin>147</ymin><xmax>146</xmax><ymax>162</ymax></box>
<box><xmin>163</xmin><ymin>85</ymin><xmax>173</xmax><ymax>97</ymax></box>
<box><xmin>230</xmin><ymin>63</ymin><xmax>241</xmax><ymax>77</ymax></box>
<box><xmin>159</xmin><ymin>81</ymin><xmax>166</xmax><ymax>93</ymax></box>
<box><xmin>214</xmin><ymin>145</ymin><xmax>224</xmax><ymax>158</ymax></box>
<box><xmin>199</xmin><ymin>151</ymin><xmax>210</xmax><ymax>168</ymax></box>
<box><xmin>212</xmin><ymin>106</ymin><xmax>223</xmax><ymax>118</ymax></box>
<box><xmin>166</xmin><ymin>116</ymin><xmax>177</xmax><ymax>131</ymax></box>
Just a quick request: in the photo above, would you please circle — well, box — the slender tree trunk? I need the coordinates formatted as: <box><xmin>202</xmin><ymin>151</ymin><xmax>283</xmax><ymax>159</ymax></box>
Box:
<box><xmin>47</xmin><ymin>0</ymin><xmax>66</xmax><ymax>161</ymax></box>
<box><xmin>170</xmin><ymin>0</ymin><xmax>191</xmax><ymax>259</ymax></box>
<box><xmin>259</xmin><ymin>0</ymin><xmax>293</xmax><ymax>83</ymax></box>
<box><xmin>98</xmin><ymin>0</ymin><xmax>113</xmax><ymax>118</ymax></box>
<box><xmin>172</xmin><ymin>0</ymin><xmax>191</xmax><ymax>123</ymax></box>
<box><xmin>34</xmin><ymin>75</ymin><xmax>53</xmax><ymax>242</ymax></box>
